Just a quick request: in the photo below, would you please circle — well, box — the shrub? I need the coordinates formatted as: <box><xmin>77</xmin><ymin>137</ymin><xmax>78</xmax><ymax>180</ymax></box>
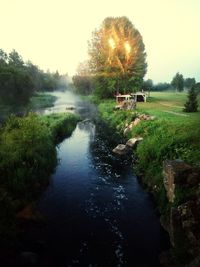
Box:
<box><xmin>0</xmin><ymin>113</ymin><xmax>57</xmax><ymax>197</ymax></box>
<box><xmin>184</xmin><ymin>86</ymin><xmax>198</xmax><ymax>112</ymax></box>
<box><xmin>40</xmin><ymin>113</ymin><xmax>80</xmax><ymax>143</ymax></box>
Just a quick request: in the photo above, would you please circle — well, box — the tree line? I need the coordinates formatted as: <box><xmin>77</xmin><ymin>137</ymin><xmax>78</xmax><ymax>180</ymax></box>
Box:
<box><xmin>142</xmin><ymin>74</ymin><xmax>199</xmax><ymax>92</ymax></box>
<box><xmin>0</xmin><ymin>49</ymin><xmax>68</xmax><ymax>105</ymax></box>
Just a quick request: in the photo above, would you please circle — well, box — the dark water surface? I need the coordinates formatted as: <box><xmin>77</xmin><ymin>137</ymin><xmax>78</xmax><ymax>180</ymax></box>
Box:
<box><xmin>35</xmin><ymin>91</ymin><xmax>169</xmax><ymax>266</ymax></box>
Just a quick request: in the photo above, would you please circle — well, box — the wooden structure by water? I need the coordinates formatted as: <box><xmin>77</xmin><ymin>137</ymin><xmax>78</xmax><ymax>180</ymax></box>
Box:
<box><xmin>116</xmin><ymin>92</ymin><xmax>147</xmax><ymax>103</ymax></box>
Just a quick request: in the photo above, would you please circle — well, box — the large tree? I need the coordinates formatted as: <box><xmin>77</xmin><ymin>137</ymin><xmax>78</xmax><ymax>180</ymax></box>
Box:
<box><xmin>88</xmin><ymin>16</ymin><xmax>147</xmax><ymax>97</ymax></box>
<box><xmin>142</xmin><ymin>79</ymin><xmax>153</xmax><ymax>91</ymax></box>
<box><xmin>8</xmin><ymin>49</ymin><xmax>24</xmax><ymax>67</ymax></box>
<box><xmin>171</xmin><ymin>72</ymin><xmax>184</xmax><ymax>92</ymax></box>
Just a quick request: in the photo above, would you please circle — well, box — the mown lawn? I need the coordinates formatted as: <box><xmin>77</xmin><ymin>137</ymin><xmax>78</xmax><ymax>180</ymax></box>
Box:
<box><xmin>137</xmin><ymin>91</ymin><xmax>200</xmax><ymax>123</ymax></box>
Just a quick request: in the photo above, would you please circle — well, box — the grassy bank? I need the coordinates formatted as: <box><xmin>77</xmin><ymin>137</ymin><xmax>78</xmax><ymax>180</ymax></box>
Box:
<box><xmin>98</xmin><ymin>91</ymin><xmax>200</xmax><ymax>203</ymax></box>
<box><xmin>0</xmin><ymin>112</ymin><xmax>79</xmax><ymax>245</ymax></box>
<box><xmin>98</xmin><ymin>91</ymin><xmax>200</xmax><ymax>263</ymax></box>
<box><xmin>40</xmin><ymin>113</ymin><xmax>80</xmax><ymax>143</ymax></box>
<box><xmin>0</xmin><ymin>92</ymin><xmax>57</xmax><ymax>123</ymax></box>
<box><xmin>29</xmin><ymin>92</ymin><xmax>57</xmax><ymax>109</ymax></box>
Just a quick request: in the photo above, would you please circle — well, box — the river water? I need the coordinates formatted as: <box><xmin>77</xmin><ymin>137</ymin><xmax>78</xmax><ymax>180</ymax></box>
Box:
<box><xmin>34</xmin><ymin>90</ymin><xmax>169</xmax><ymax>267</ymax></box>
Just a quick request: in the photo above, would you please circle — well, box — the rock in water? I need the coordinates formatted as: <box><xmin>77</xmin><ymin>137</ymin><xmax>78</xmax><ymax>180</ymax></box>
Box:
<box><xmin>112</xmin><ymin>144</ymin><xmax>129</xmax><ymax>155</ymax></box>
<box><xmin>66</xmin><ymin>106</ymin><xmax>75</xmax><ymax>110</ymax></box>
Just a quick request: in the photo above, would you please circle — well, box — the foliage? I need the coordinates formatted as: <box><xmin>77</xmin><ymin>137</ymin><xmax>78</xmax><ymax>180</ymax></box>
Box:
<box><xmin>29</xmin><ymin>92</ymin><xmax>57</xmax><ymax>109</ymax></box>
<box><xmin>142</xmin><ymin>79</ymin><xmax>153</xmax><ymax>91</ymax></box>
<box><xmin>184</xmin><ymin>77</ymin><xmax>196</xmax><ymax>90</ymax></box>
<box><xmin>40</xmin><ymin>113</ymin><xmax>80</xmax><ymax>143</ymax></box>
<box><xmin>0</xmin><ymin>113</ymin><xmax>57</xmax><ymax>197</ymax></box>
<box><xmin>97</xmin><ymin>91</ymin><xmax>200</xmax><ymax>214</ymax></box>
<box><xmin>98</xmin><ymin>100</ymin><xmax>137</xmax><ymax>132</ymax></box>
<box><xmin>0</xmin><ymin>112</ymin><xmax>78</xmax><ymax>242</ymax></box>
<box><xmin>133</xmin><ymin>120</ymin><xmax>200</xmax><ymax>169</ymax></box>
<box><xmin>92</xmin><ymin>74</ymin><xmax>117</xmax><ymax>99</ymax></box>
<box><xmin>8</xmin><ymin>50</ymin><xmax>24</xmax><ymax>67</ymax></box>
<box><xmin>88</xmin><ymin>16</ymin><xmax>147</xmax><ymax>98</ymax></box>
<box><xmin>0</xmin><ymin>112</ymin><xmax>78</xmax><ymax>197</ymax></box>
<box><xmin>0</xmin><ymin>67</ymin><xmax>34</xmax><ymax>104</ymax></box>
<box><xmin>184</xmin><ymin>86</ymin><xmax>198</xmax><ymax>112</ymax></box>
<box><xmin>0</xmin><ymin>48</ymin><xmax>69</xmax><ymax>106</ymax></box>
<box><xmin>72</xmin><ymin>75</ymin><xmax>93</xmax><ymax>95</ymax></box>
<box><xmin>151</xmin><ymin>82</ymin><xmax>171</xmax><ymax>91</ymax></box>
<box><xmin>171</xmin><ymin>72</ymin><xmax>184</xmax><ymax>92</ymax></box>
<box><xmin>193</xmin><ymin>82</ymin><xmax>200</xmax><ymax>94</ymax></box>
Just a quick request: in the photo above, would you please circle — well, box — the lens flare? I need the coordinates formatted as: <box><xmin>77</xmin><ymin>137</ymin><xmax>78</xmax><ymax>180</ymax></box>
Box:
<box><xmin>108</xmin><ymin>38</ymin><xmax>116</xmax><ymax>49</ymax></box>
<box><xmin>124</xmin><ymin>41</ymin><xmax>131</xmax><ymax>54</ymax></box>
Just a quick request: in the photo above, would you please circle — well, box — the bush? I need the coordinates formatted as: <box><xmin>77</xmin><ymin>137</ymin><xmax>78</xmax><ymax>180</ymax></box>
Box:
<box><xmin>98</xmin><ymin>100</ymin><xmax>137</xmax><ymax>132</ymax></box>
<box><xmin>40</xmin><ymin>113</ymin><xmax>80</xmax><ymax>143</ymax></box>
<box><xmin>184</xmin><ymin>86</ymin><xmax>198</xmax><ymax>112</ymax></box>
<box><xmin>29</xmin><ymin>93</ymin><xmax>57</xmax><ymax>109</ymax></box>
<box><xmin>0</xmin><ymin>113</ymin><xmax>57</xmax><ymax>197</ymax></box>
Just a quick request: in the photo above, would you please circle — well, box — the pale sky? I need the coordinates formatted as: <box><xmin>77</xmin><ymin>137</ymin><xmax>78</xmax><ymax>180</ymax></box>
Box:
<box><xmin>0</xmin><ymin>0</ymin><xmax>199</xmax><ymax>83</ymax></box>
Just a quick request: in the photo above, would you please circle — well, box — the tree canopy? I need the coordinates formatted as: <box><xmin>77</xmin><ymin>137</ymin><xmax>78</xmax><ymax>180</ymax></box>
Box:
<box><xmin>184</xmin><ymin>77</ymin><xmax>196</xmax><ymax>90</ymax></box>
<box><xmin>0</xmin><ymin>49</ymin><xmax>68</xmax><ymax>105</ymax></box>
<box><xmin>88</xmin><ymin>16</ymin><xmax>147</xmax><ymax>98</ymax></box>
<box><xmin>171</xmin><ymin>72</ymin><xmax>184</xmax><ymax>92</ymax></box>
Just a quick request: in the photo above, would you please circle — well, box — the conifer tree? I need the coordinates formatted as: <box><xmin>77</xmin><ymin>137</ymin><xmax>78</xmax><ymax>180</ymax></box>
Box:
<box><xmin>184</xmin><ymin>86</ymin><xmax>198</xmax><ymax>112</ymax></box>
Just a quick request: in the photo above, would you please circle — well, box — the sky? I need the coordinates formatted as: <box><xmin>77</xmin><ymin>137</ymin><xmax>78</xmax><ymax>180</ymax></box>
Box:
<box><xmin>0</xmin><ymin>0</ymin><xmax>200</xmax><ymax>83</ymax></box>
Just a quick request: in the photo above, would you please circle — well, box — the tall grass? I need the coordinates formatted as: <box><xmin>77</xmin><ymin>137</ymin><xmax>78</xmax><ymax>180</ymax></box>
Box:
<box><xmin>29</xmin><ymin>92</ymin><xmax>57</xmax><ymax>109</ymax></box>
<box><xmin>40</xmin><ymin>113</ymin><xmax>80</xmax><ymax>143</ymax></box>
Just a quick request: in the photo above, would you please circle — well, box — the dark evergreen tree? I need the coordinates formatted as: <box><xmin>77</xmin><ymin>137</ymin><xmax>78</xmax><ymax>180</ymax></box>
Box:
<box><xmin>184</xmin><ymin>86</ymin><xmax>198</xmax><ymax>112</ymax></box>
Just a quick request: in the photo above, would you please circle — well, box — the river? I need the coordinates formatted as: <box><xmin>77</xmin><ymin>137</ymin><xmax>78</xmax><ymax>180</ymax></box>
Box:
<box><xmin>31</xmin><ymin>90</ymin><xmax>169</xmax><ymax>266</ymax></box>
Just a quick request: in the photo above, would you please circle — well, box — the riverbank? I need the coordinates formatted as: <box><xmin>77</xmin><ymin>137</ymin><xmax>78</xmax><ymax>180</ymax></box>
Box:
<box><xmin>0</xmin><ymin>92</ymin><xmax>57</xmax><ymax>123</ymax></box>
<box><xmin>97</xmin><ymin>92</ymin><xmax>200</xmax><ymax>266</ymax></box>
<box><xmin>29</xmin><ymin>92</ymin><xmax>58</xmax><ymax>110</ymax></box>
<box><xmin>0</xmin><ymin>112</ymin><xmax>79</xmax><ymax>256</ymax></box>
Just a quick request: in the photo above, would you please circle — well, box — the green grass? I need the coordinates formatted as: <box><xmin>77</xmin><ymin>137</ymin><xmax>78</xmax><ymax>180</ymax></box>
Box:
<box><xmin>0</xmin><ymin>92</ymin><xmax>57</xmax><ymax>123</ymax></box>
<box><xmin>29</xmin><ymin>92</ymin><xmax>57</xmax><ymax>109</ymax></box>
<box><xmin>137</xmin><ymin>91</ymin><xmax>200</xmax><ymax>122</ymax></box>
<box><xmin>98</xmin><ymin>91</ymin><xmax>200</xmax><ymax>200</ymax></box>
<box><xmin>40</xmin><ymin>113</ymin><xmax>80</xmax><ymax>143</ymax></box>
<box><xmin>98</xmin><ymin>100</ymin><xmax>136</xmax><ymax>133</ymax></box>
<box><xmin>97</xmin><ymin>91</ymin><xmax>200</xmax><ymax>264</ymax></box>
